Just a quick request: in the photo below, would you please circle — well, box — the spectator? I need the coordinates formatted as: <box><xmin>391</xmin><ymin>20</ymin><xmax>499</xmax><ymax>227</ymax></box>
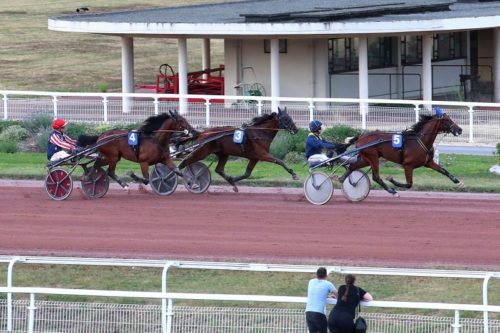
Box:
<box><xmin>306</xmin><ymin>267</ymin><xmax>337</xmax><ymax>333</ymax></box>
<box><xmin>328</xmin><ymin>274</ymin><xmax>373</xmax><ymax>333</ymax></box>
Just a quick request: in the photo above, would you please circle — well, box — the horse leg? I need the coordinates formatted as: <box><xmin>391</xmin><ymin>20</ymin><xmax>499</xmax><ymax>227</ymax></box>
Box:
<box><xmin>230</xmin><ymin>159</ymin><xmax>258</xmax><ymax>183</ymax></box>
<box><xmin>214</xmin><ymin>154</ymin><xmax>239</xmax><ymax>192</ymax></box>
<box><xmin>128</xmin><ymin>162</ymin><xmax>150</xmax><ymax>185</ymax></box>
<box><xmin>340</xmin><ymin>157</ymin><xmax>371</xmax><ymax>182</ymax></box>
<box><xmin>361</xmin><ymin>153</ymin><xmax>398</xmax><ymax>196</ymax></box>
<box><xmin>258</xmin><ymin>153</ymin><xmax>299</xmax><ymax>180</ymax></box>
<box><xmin>106</xmin><ymin>162</ymin><xmax>129</xmax><ymax>191</ymax></box>
<box><xmin>386</xmin><ymin>165</ymin><xmax>414</xmax><ymax>189</ymax></box>
<box><xmin>425</xmin><ymin>160</ymin><xmax>465</xmax><ymax>189</ymax></box>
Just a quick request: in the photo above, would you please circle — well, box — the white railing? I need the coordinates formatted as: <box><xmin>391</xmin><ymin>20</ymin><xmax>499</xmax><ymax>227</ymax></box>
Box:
<box><xmin>1</xmin><ymin>90</ymin><xmax>500</xmax><ymax>145</ymax></box>
<box><xmin>1</xmin><ymin>287</ymin><xmax>500</xmax><ymax>333</ymax></box>
<box><xmin>1</xmin><ymin>256</ymin><xmax>500</xmax><ymax>332</ymax></box>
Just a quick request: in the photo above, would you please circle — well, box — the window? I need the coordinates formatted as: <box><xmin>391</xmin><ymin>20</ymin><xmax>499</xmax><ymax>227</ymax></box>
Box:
<box><xmin>401</xmin><ymin>32</ymin><xmax>465</xmax><ymax>64</ymax></box>
<box><xmin>368</xmin><ymin>37</ymin><xmax>394</xmax><ymax>68</ymax></box>
<box><xmin>328</xmin><ymin>38</ymin><xmax>358</xmax><ymax>73</ymax></box>
<box><xmin>329</xmin><ymin>37</ymin><xmax>394</xmax><ymax>73</ymax></box>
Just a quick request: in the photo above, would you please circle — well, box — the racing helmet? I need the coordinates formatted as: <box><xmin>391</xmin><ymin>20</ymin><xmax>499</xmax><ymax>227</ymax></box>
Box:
<box><xmin>52</xmin><ymin>118</ymin><xmax>68</xmax><ymax>130</ymax></box>
<box><xmin>309</xmin><ymin>120</ymin><xmax>322</xmax><ymax>132</ymax></box>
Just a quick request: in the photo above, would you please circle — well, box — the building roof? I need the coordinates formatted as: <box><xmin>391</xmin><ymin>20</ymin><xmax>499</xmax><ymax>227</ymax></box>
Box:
<box><xmin>48</xmin><ymin>0</ymin><xmax>500</xmax><ymax>38</ymax></box>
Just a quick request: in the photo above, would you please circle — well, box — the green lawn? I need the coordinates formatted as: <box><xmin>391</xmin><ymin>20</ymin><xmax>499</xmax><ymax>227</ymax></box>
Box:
<box><xmin>2</xmin><ymin>152</ymin><xmax>499</xmax><ymax>192</ymax></box>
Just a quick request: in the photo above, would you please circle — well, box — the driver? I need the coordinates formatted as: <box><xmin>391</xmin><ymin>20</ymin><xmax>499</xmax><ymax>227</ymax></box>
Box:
<box><xmin>305</xmin><ymin>120</ymin><xmax>345</xmax><ymax>166</ymax></box>
<box><xmin>47</xmin><ymin>118</ymin><xmax>79</xmax><ymax>162</ymax></box>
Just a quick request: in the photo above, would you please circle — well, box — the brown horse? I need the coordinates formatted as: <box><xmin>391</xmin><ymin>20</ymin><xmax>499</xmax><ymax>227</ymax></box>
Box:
<box><xmin>178</xmin><ymin>107</ymin><xmax>299</xmax><ymax>192</ymax></box>
<box><xmin>78</xmin><ymin>111</ymin><xmax>195</xmax><ymax>190</ymax></box>
<box><xmin>343</xmin><ymin>111</ymin><xmax>463</xmax><ymax>196</ymax></box>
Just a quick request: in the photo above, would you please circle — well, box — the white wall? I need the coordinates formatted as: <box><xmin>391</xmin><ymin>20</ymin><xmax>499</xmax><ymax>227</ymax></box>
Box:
<box><xmin>227</xmin><ymin>38</ymin><xmax>329</xmax><ymax>99</ymax></box>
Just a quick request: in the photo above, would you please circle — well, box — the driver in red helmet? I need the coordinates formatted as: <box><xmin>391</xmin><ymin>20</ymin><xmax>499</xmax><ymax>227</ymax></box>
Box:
<box><xmin>47</xmin><ymin>118</ymin><xmax>78</xmax><ymax>162</ymax></box>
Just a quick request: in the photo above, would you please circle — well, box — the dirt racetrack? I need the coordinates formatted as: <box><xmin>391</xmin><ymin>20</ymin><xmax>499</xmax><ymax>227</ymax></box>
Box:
<box><xmin>0</xmin><ymin>180</ymin><xmax>499</xmax><ymax>270</ymax></box>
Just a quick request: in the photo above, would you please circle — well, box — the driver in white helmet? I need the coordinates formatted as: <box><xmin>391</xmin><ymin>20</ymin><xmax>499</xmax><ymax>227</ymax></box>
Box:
<box><xmin>305</xmin><ymin>120</ymin><xmax>345</xmax><ymax>166</ymax></box>
<box><xmin>47</xmin><ymin>118</ymin><xmax>78</xmax><ymax>162</ymax></box>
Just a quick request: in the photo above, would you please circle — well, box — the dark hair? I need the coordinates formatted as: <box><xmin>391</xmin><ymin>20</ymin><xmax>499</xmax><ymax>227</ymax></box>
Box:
<box><xmin>341</xmin><ymin>274</ymin><xmax>356</xmax><ymax>302</ymax></box>
<box><xmin>316</xmin><ymin>267</ymin><xmax>327</xmax><ymax>279</ymax></box>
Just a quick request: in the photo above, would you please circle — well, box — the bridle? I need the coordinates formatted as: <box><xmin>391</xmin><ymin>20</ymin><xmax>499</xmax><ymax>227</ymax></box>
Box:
<box><xmin>278</xmin><ymin>113</ymin><xmax>297</xmax><ymax>134</ymax></box>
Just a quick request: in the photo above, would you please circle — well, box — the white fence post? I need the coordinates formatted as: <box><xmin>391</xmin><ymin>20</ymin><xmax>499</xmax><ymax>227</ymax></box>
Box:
<box><xmin>166</xmin><ymin>298</ymin><xmax>174</xmax><ymax>333</ymax></box>
<box><xmin>52</xmin><ymin>95</ymin><xmax>58</xmax><ymax>119</ymax></box>
<box><xmin>27</xmin><ymin>293</ymin><xmax>37</xmax><ymax>333</ymax></box>
<box><xmin>414</xmin><ymin>104</ymin><xmax>420</xmax><ymax>123</ymax></box>
<box><xmin>308</xmin><ymin>100</ymin><xmax>315</xmax><ymax>122</ymax></box>
<box><xmin>154</xmin><ymin>98</ymin><xmax>159</xmax><ymax>115</ymax></box>
<box><xmin>468</xmin><ymin>106</ymin><xmax>474</xmax><ymax>143</ymax></box>
<box><xmin>452</xmin><ymin>309</ymin><xmax>461</xmax><ymax>333</ymax></box>
<box><xmin>7</xmin><ymin>257</ymin><xmax>21</xmax><ymax>332</ymax></box>
<box><xmin>102</xmin><ymin>96</ymin><xmax>108</xmax><ymax>123</ymax></box>
<box><xmin>205</xmin><ymin>99</ymin><xmax>211</xmax><ymax>127</ymax></box>
<box><xmin>2</xmin><ymin>94</ymin><xmax>7</xmax><ymax>120</ymax></box>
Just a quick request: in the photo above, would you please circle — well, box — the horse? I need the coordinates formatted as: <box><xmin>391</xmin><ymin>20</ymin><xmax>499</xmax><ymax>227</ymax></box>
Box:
<box><xmin>342</xmin><ymin>110</ymin><xmax>463</xmax><ymax>196</ymax></box>
<box><xmin>177</xmin><ymin>107</ymin><xmax>299</xmax><ymax>192</ymax></box>
<box><xmin>78</xmin><ymin>111</ymin><xmax>195</xmax><ymax>190</ymax></box>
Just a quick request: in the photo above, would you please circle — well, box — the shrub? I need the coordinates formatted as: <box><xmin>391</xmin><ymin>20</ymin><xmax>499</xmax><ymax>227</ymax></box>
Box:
<box><xmin>0</xmin><ymin>140</ymin><xmax>18</xmax><ymax>153</ymax></box>
<box><xmin>322</xmin><ymin>125</ymin><xmax>362</xmax><ymax>144</ymax></box>
<box><xmin>288</xmin><ymin>128</ymin><xmax>309</xmax><ymax>153</ymax></box>
<box><xmin>0</xmin><ymin>125</ymin><xmax>30</xmax><ymax>142</ymax></box>
<box><xmin>37</xmin><ymin>128</ymin><xmax>51</xmax><ymax>153</ymax></box>
<box><xmin>22</xmin><ymin>114</ymin><xmax>53</xmax><ymax>134</ymax></box>
<box><xmin>284</xmin><ymin>151</ymin><xmax>306</xmax><ymax>164</ymax></box>
<box><xmin>270</xmin><ymin>131</ymin><xmax>295</xmax><ymax>159</ymax></box>
<box><xmin>497</xmin><ymin>143</ymin><xmax>500</xmax><ymax>156</ymax></box>
<box><xmin>66</xmin><ymin>123</ymin><xmax>95</xmax><ymax>139</ymax></box>
<box><xmin>0</xmin><ymin>120</ymin><xmax>21</xmax><ymax>133</ymax></box>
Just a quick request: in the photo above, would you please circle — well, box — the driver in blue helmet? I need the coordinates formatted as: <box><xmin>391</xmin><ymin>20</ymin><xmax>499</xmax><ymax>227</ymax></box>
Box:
<box><xmin>305</xmin><ymin>120</ymin><xmax>346</xmax><ymax>166</ymax></box>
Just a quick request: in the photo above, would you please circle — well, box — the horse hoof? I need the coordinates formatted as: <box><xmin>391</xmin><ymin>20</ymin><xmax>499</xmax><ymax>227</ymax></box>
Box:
<box><xmin>123</xmin><ymin>186</ymin><xmax>130</xmax><ymax>193</ymax></box>
<box><xmin>232</xmin><ymin>186</ymin><xmax>239</xmax><ymax>193</ymax></box>
<box><xmin>292</xmin><ymin>175</ymin><xmax>299</xmax><ymax>181</ymax></box>
<box><xmin>457</xmin><ymin>181</ymin><xmax>465</xmax><ymax>189</ymax></box>
<box><xmin>392</xmin><ymin>192</ymin><xmax>400</xmax><ymax>198</ymax></box>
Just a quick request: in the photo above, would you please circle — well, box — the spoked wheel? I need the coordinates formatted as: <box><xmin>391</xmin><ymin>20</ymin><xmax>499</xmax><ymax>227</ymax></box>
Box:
<box><xmin>182</xmin><ymin>162</ymin><xmax>211</xmax><ymax>194</ymax></box>
<box><xmin>45</xmin><ymin>168</ymin><xmax>73</xmax><ymax>201</ymax></box>
<box><xmin>81</xmin><ymin>167</ymin><xmax>109</xmax><ymax>199</ymax></box>
<box><xmin>303</xmin><ymin>171</ymin><xmax>334</xmax><ymax>205</ymax></box>
<box><xmin>341</xmin><ymin>170</ymin><xmax>371</xmax><ymax>202</ymax></box>
<box><xmin>149</xmin><ymin>164</ymin><xmax>178</xmax><ymax>196</ymax></box>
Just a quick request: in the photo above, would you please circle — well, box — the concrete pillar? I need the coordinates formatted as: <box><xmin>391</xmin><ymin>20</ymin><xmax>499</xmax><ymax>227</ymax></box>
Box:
<box><xmin>178</xmin><ymin>37</ymin><xmax>188</xmax><ymax>114</ymax></box>
<box><xmin>121</xmin><ymin>36</ymin><xmax>134</xmax><ymax>113</ymax></box>
<box><xmin>422</xmin><ymin>33</ymin><xmax>433</xmax><ymax>105</ymax></box>
<box><xmin>493</xmin><ymin>28</ymin><xmax>500</xmax><ymax>102</ymax></box>
<box><xmin>202</xmin><ymin>38</ymin><xmax>211</xmax><ymax>80</ymax></box>
<box><xmin>270</xmin><ymin>39</ymin><xmax>280</xmax><ymax>112</ymax></box>
<box><xmin>358</xmin><ymin>36</ymin><xmax>368</xmax><ymax>128</ymax></box>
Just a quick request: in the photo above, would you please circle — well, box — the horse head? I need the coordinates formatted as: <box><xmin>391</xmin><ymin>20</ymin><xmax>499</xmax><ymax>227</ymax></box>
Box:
<box><xmin>165</xmin><ymin>110</ymin><xmax>198</xmax><ymax>138</ymax></box>
<box><xmin>277</xmin><ymin>107</ymin><xmax>298</xmax><ymax>134</ymax></box>
<box><xmin>438</xmin><ymin>113</ymin><xmax>462</xmax><ymax>136</ymax></box>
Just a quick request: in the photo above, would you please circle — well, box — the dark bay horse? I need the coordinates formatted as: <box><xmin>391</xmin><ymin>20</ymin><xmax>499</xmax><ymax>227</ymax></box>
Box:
<box><xmin>343</xmin><ymin>111</ymin><xmax>463</xmax><ymax>196</ymax></box>
<box><xmin>78</xmin><ymin>111</ymin><xmax>195</xmax><ymax>190</ymax></box>
<box><xmin>178</xmin><ymin>107</ymin><xmax>299</xmax><ymax>192</ymax></box>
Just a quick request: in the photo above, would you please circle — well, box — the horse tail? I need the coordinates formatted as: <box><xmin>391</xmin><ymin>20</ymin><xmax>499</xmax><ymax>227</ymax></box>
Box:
<box><xmin>77</xmin><ymin>134</ymin><xmax>99</xmax><ymax>147</ymax></box>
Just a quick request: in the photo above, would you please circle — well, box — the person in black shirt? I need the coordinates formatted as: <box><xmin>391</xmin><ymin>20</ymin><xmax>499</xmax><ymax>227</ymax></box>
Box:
<box><xmin>328</xmin><ymin>274</ymin><xmax>373</xmax><ymax>333</ymax></box>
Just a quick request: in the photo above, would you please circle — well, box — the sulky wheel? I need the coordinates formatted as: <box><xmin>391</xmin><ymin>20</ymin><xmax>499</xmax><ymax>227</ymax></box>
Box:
<box><xmin>182</xmin><ymin>162</ymin><xmax>211</xmax><ymax>194</ymax></box>
<box><xmin>81</xmin><ymin>167</ymin><xmax>110</xmax><ymax>199</ymax></box>
<box><xmin>150</xmin><ymin>164</ymin><xmax>178</xmax><ymax>196</ymax></box>
<box><xmin>303</xmin><ymin>171</ymin><xmax>334</xmax><ymax>205</ymax></box>
<box><xmin>341</xmin><ymin>170</ymin><xmax>371</xmax><ymax>202</ymax></box>
<box><xmin>45</xmin><ymin>168</ymin><xmax>73</xmax><ymax>201</ymax></box>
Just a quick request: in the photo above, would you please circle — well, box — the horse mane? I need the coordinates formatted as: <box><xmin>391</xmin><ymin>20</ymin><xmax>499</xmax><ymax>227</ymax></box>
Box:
<box><xmin>139</xmin><ymin>113</ymin><xmax>173</xmax><ymax>134</ymax></box>
<box><xmin>405</xmin><ymin>114</ymin><xmax>434</xmax><ymax>134</ymax></box>
<box><xmin>247</xmin><ymin>112</ymin><xmax>276</xmax><ymax>126</ymax></box>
